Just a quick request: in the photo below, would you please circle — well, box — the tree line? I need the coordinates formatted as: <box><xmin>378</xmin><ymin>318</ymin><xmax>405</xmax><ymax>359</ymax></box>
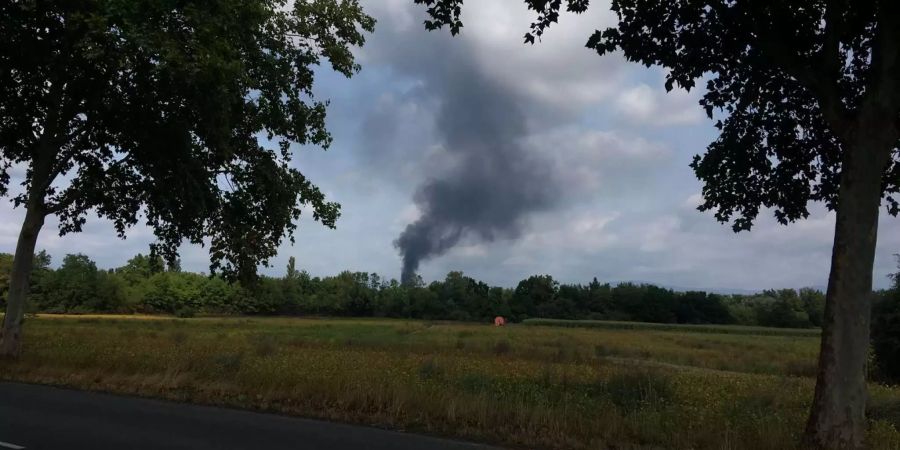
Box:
<box><xmin>0</xmin><ymin>251</ymin><xmax>865</xmax><ymax>329</ymax></box>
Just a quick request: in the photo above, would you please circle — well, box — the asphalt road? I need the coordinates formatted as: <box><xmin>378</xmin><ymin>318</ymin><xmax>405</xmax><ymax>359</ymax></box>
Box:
<box><xmin>0</xmin><ymin>382</ymin><xmax>498</xmax><ymax>450</ymax></box>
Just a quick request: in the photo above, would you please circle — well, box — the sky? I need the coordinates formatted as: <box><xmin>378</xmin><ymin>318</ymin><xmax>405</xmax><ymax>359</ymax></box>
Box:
<box><xmin>1</xmin><ymin>0</ymin><xmax>898</xmax><ymax>291</ymax></box>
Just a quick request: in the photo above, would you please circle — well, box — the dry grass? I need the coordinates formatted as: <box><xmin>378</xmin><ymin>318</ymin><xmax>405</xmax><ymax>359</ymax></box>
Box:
<box><xmin>1</xmin><ymin>316</ymin><xmax>898</xmax><ymax>449</ymax></box>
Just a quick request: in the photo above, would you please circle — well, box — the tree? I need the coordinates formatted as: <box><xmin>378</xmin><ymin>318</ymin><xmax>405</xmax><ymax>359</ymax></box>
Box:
<box><xmin>609</xmin><ymin>282</ymin><xmax>644</xmax><ymax>321</ymax></box>
<box><xmin>890</xmin><ymin>254</ymin><xmax>900</xmax><ymax>291</ymax></box>
<box><xmin>800</xmin><ymin>288</ymin><xmax>827</xmax><ymax>327</ymax></box>
<box><xmin>414</xmin><ymin>0</ymin><xmax>900</xmax><ymax>447</ymax></box>
<box><xmin>142</xmin><ymin>272</ymin><xmax>204</xmax><ymax>314</ymax></box>
<box><xmin>586</xmin><ymin>278</ymin><xmax>611</xmax><ymax>317</ymax></box>
<box><xmin>374</xmin><ymin>279</ymin><xmax>410</xmax><ymax>318</ymax></box>
<box><xmin>36</xmin><ymin>253</ymin><xmax>99</xmax><ymax>313</ymax></box>
<box><xmin>166</xmin><ymin>258</ymin><xmax>182</xmax><ymax>273</ymax></box>
<box><xmin>286</xmin><ymin>256</ymin><xmax>300</xmax><ymax>280</ymax></box>
<box><xmin>117</xmin><ymin>254</ymin><xmax>163</xmax><ymax>284</ymax></box>
<box><xmin>511</xmin><ymin>275</ymin><xmax>558</xmax><ymax>320</ymax></box>
<box><xmin>758</xmin><ymin>289</ymin><xmax>814</xmax><ymax>329</ymax></box>
<box><xmin>438</xmin><ymin>271</ymin><xmax>491</xmax><ymax>320</ymax></box>
<box><xmin>675</xmin><ymin>291</ymin><xmax>733</xmax><ymax>325</ymax></box>
<box><xmin>93</xmin><ymin>270</ymin><xmax>128</xmax><ymax>312</ymax></box>
<box><xmin>0</xmin><ymin>1</ymin><xmax>374</xmax><ymax>356</ymax></box>
<box><xmin>407</xmin><ymin>285</ymin><xmax>443</xmax><ymax>319</ymax></box>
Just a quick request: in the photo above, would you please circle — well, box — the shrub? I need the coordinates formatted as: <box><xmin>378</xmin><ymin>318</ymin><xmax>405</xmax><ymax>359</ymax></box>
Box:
<box><xmin>784</xmin><ymin>360</ymin><xmax>818</xmax><ymax>378</ymax></box>
<box><xmin>212</xmin><ymin>352</ymin><xmax>244</xmax><ymax>374</ymax></box>
<box><xmin>174</xmin><ymin>307</ymin><xmax>195</xmax><ymax>318</ymax></box>
<box><xmin>249</xmin><ymin>333</ymin><xmax>279</xmax><ymax>357</ymax></box>
<box><xmin>594</xmin><ymin>344</ymin><xmax>613</xmax><ymax>358</ymax></box>
<box><xmin>604</xmin><ymin>370</ymin><xmax>674</xmax><ymax>413</ymax></box>
<box><xmin>872</xmin><ymin>289</ymin><xmax>900</xmax><ymax>384</ymax></box>
<box><xmin>169</xmin><ymin>330</ymin><xmax>188</xmax><ymax>344</ymax></box>
<box><xmin>418</xmin><ymin>358</ymin><xmax>442</xmax><ymax>380</ymax></box>
<box><xmin>493</xmin><ymin>339</ymin><xmax>511</xmax><ymax>356</ymax></box>
<box><xmin>868</xmin><ymin>395</ymin><xmax>900</xmax><ymax>428</ymax></box>
<box><xmin>459</xmin><ymin>372</ymin><xmax>492</xmax><ymax>394</ymax></box>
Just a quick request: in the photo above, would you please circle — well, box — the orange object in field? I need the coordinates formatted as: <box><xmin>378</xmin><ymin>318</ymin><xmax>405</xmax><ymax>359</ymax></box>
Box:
<box><xmin>494</xmin><ymin>316</ymin><xmax>506</xmax><ymax>326</ymax></box>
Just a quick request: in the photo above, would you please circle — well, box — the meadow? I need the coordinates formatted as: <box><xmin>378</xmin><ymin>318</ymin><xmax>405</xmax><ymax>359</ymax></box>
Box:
<box><xmin>521</xmin><ymin>319</ymin><xmax>824</xmax><ymax>337</ymax></box>
<box><xmin>1</xmin><ymin>315</ymin><xmax>898</xmax><ymax>449</ymax></box>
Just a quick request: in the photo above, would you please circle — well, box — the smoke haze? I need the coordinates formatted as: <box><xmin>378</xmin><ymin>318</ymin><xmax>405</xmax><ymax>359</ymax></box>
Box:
<box><xmin>394</xmin><ymin>65</ymin><xmax>559</xmax><ymax>284</ymax></box>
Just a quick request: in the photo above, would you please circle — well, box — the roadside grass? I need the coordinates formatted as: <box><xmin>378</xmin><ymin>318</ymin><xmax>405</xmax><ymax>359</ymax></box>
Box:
<box><xmin>0</xmin><ymin>315</ymin><xmax>897</xmax><ymax>449</ymax></box>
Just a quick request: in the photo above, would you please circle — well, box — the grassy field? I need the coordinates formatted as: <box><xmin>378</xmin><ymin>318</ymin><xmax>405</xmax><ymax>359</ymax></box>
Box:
<box><xmin>522</xmin><ymin>318</ymin><xmax>822</xmax><ymax>337</ymax></box>
<box><xmin>1</xmin><ymin>315</ymin><xmax>898</xmax><ymax>449</ymax></box>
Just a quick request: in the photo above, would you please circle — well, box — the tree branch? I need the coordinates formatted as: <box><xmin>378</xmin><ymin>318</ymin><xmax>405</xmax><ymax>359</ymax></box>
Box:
<box><xmin>29</xmin><ymin>83</ymin><xmax>68</xmax><ymax>212</ymax></box>
<box><xmin>753</xmin><ymin>2</ymin><xmax>853</xmax><ymax>141</ymax></box>
<box><xmin>43</xmin><ymin>188</ymin><xmax>76</xmax><ymax>215</ymax></box>
<box><xmin>862</xmin><ymin>1</ymin><xmax>900</xmax><ymax>123</ymax></box>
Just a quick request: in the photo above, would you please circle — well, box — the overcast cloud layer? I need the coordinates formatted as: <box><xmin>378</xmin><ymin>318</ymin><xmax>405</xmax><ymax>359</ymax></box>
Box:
<box><xmin>1</xmin><ymin>0</ymin><xmax>898</xmax><ymax>291</ymax></box>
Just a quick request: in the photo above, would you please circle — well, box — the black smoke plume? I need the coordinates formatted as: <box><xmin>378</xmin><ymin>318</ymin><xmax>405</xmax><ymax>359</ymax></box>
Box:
<box><xmin>395</xmin><ymin>67</ymin><xmax>559</xmax><ymax>285</ymax></box>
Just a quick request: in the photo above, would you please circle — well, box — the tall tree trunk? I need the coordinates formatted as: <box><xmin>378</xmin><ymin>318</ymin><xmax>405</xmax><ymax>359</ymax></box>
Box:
<box><xmin>0</xmin><ymin>203</ymin><xmax>45</xmax><ymax>358</ymax></box>
<box><xmin>804</xmin><ymin>132</ymin><xmax>894</xmax><ymax>449</ymax></box>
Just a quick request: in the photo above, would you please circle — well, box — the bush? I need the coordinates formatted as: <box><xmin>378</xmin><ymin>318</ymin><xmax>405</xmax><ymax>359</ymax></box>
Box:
<box><xmin>493</xmin><ymin>339</ymin><xmax>512</xmax><ymax>355</ymax></box>
<box><xmin>212</xmin><ymin>352</ymin><xmax>244</xmax><ymax>374</ymax></box>
<box><xmin>418</xmin><ymin>358</ymin><xmax>442</xmax><ymax>380</ymax></box>
<box><xmin>249</xmin><ymin>333</ymin><xmax>279</xmax><ymax>357</ymax></box>
<box><xmin>458</xmin><ymin>372</ymin><xmax>492</xmax><ymax>394</ymax></box>
<box><xmin>174</xmin><ymin>307</ymin><xmax>195</xmax><ymax>318</ymax></box>
<box><xmin>604</xmin><ymin>370</ymin><xmax>674</xmax><ymax>413</ymax></box>
<box><xmin>872</xmin><ymin>289</ymin><xmax>900</xmax><ymax>384</ymax></box>
<box><xmin>169</xmin><ymin>330</ymin><xmax>188</xmax><ymax>344</ymax></box>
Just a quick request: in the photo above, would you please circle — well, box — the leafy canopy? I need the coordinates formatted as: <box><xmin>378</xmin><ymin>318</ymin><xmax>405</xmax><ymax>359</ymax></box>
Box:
<box><xmin>414</xmin><ymin>0</ymin><xmax>900</xmax><ymax>231</ymax></box>
<box><xmin>0</xmin><ymin>0</ymin><xmax>374</xmax><ymax>279</ymax></box>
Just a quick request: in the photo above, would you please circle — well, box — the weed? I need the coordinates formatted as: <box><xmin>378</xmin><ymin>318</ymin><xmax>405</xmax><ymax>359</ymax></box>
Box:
<box><xmin>170</xmin><ymin>330</ymin><xmax>188</xmax><ymax>344</ymax></box>
<box><xmin>604</xmin><ymin>370</ymin><xmax>674</xmax><ymax>413</ymax></box>
<box><xmin>593</xmin><ymin>344</ymin><xmax>609</xmax><ymax>358</ymax></box>
<box><xmin>785</xmin><ymin>360</ymin><xmax>818</xmax><ymax>378</ymax></box>
<box><xmin>174</xmin><ymin>307</ymin><xmax>195</xmax><ymax>319</ymax></box>
<box><xmin>212</xmin><ymin>352</ymin><xmax>244</xmax><ymax>374</ymax></box>
<box><xmin>249</xmin><ymin>333</ymin><xmax>279</xmax><ymax>357</ymax></box>
<box><xmin>493</xmin><ymin>340</ymin><xmax>511</xmax><ymax>356</ymax></box>
<box><xmin>418</xmin><ymin>358</ymin><xmax>442</xmax><ymax>380</ymax></box>
<box><xmin>459</xmin><ymin>372</ymin><xmax>492</xmax><ymax>394</ymax></box>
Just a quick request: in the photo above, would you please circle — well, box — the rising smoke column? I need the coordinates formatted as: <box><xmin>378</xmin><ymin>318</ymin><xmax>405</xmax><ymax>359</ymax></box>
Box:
<box><xmin>395</xmin><ymin>67</ymin><xmax>559</xmax><ymax>284</ymax></box>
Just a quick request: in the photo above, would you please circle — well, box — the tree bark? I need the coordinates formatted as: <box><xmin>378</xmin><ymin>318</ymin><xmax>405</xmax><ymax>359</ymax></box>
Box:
<box><xmin>0</xmin><ymin>202</ymin><xmax>46</xmax><ymax>358</ymax></box>
<box><xmin>803</xmin><ymin>131</ymin><xmax>894</xmax><ymax>449</ymax></box>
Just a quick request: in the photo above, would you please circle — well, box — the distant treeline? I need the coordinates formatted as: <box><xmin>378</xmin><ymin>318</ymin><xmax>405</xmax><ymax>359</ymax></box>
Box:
<box><xmin>0</xmin><ymin>251</ymin><xmax>858</xmax><ymax>329</ymax></box>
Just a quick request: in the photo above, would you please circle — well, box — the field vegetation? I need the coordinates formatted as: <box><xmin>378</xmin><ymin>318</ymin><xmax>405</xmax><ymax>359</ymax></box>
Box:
<box><xmin>522</xmin><ymin>319</ymin><xmax>822</xmax><ymax>337</ymax></box>
<box><xmin>1</xmin><ymin>315</ymin><xmax>899</xmax><ymax>449</ymax></box>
